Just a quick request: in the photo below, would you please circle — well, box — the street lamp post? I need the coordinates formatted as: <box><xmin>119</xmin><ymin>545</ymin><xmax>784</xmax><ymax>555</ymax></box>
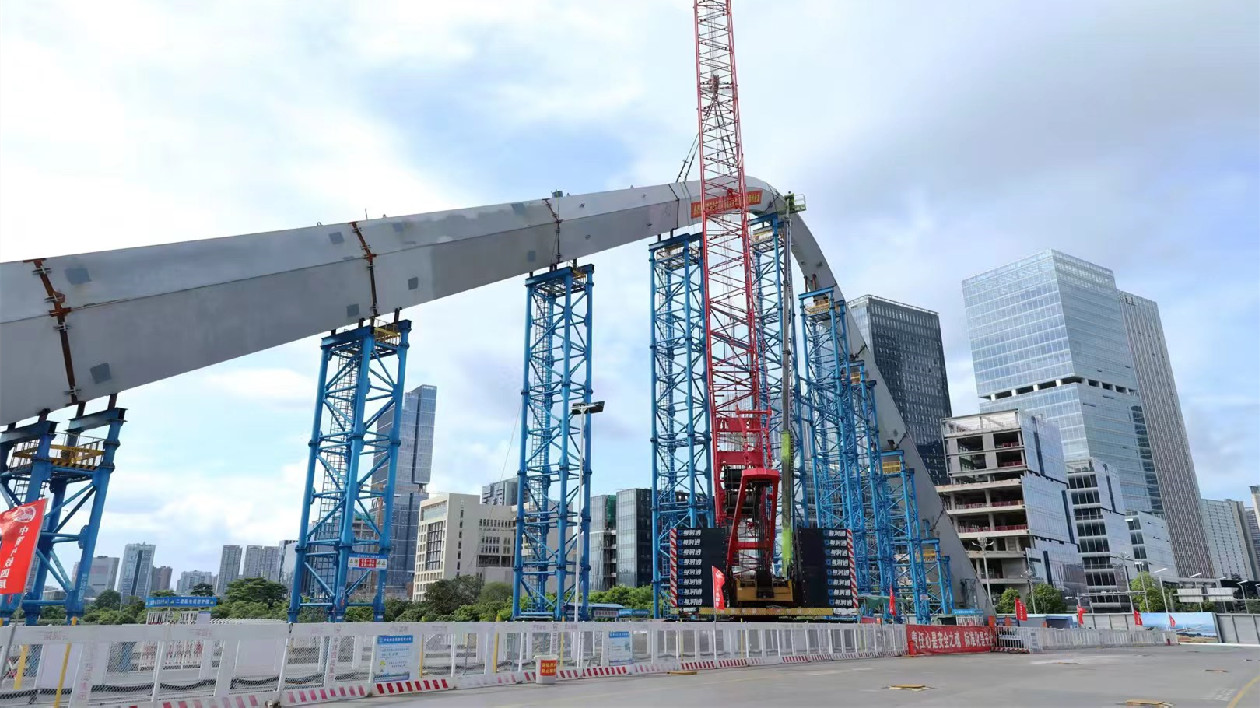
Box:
<box><xmin>1152</xmin><ymin>567</ymin><xmax>1171</xmax><ymax>615</ymax></box>
<box><xmin>569</xmin><ymin>400</ymin><xmax>605</xmax><ymax>625</ymax></box>
<box><xmin>1021</xmin><ymin>569</ymin><xmax>1038</xmax><ymax>615</ymax></box>
<box><xmin>1111</xmin><ymin>553</ymin><xmax>1135</xmax><ymax>613</ymax></box>
<box><xmin>976</xmin><ymin>536</ymin><xmax>995</xmax><ymax>613</ymax></box>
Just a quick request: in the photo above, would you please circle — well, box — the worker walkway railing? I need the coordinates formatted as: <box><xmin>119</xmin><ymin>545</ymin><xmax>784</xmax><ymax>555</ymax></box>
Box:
<box><xmin>0</xmin><ymin>620</ymin><xmax>1175</xmax><ymax>706</ymax></box>
<box><xmin>994</xmin><ymin>625</ymin><xmax>1177</xmax><ymax>653</ymax></box>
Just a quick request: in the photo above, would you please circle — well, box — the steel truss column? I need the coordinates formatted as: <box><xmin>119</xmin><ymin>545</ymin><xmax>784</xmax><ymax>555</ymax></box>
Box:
<box><xmin>920</xmin><ymin>538</ymin><xmax>955</xmax><ymax>616</ymax></box>
<box><xmin>649</xmin><ymin>236</ymin><xmax>712</xmax><ymax>618</ymax></box>
<box><xmin>0</xmin><ymin>404</ymin><xmax>123</xmax><ymax>624</ymax></box>
<box><xmin>513</xmin><ymin>265</ymin><xmax>594</xmax><ymax>621</ymax></box>
<box><xmin>881</xmin><ymin>450</ymin><xmax>931</xmax><ymax>624</ymax></box>
<box><xmin>852</xmin><ymin>363</ymin><xmax>896</xmax><ymax>599</ymax></box>
<box><xmin>289</xmin><ymin>319</ymin><xmax>410</xmax><ymax>623</ymax></box>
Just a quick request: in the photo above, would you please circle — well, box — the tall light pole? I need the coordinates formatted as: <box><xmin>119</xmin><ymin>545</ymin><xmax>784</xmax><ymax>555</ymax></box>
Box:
<box><xmin>1021</xmin><ymin>569</ymin><xmax>1038</xmax><ymax>615</ymax></box>
<box><xmin>1111</xmin><ymin>552</ymin><xmax>1135</xmax><ymax>613</ymax></box>
<box><xmin>976</xmin><ymin>536</ymin><xmax>995</xmax><ymax>613</ymax></box>
<box><xmin>569</xmin><ymin>400</ymin><xmax>604</xmax><ymax>624</ymax></box>
<box><xmin>1152</xmin><ymin>567</ymin><xmax>1171</xmax><ymax>616</ymax></box>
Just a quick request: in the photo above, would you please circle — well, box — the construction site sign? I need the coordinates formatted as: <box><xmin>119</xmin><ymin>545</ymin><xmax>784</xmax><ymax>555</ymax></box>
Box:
<box><xmin>349</xmin><ymin>556</ymin><xmax>388</xmax><ymax>570</ymax></box>
<box><xmin>689</xmin><ymin>189</ymin><xmax>764</xmax><ymax>219</ymax></box>
<box><xmin>0</xmin><ymin>500</ymin><xmax>45</xmax><ymax>596</ymax></box>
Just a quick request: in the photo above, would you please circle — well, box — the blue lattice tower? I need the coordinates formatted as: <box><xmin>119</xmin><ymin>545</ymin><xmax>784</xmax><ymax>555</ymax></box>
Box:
<box><xmin>881</xmin><ymin>450</ymin><xmax>931</xmax><ymax>624</ymax></box>
<box><xmin>0</xmin><ymin>402</ymin><xmax>123</xmax><ymax>624</ymax></box>
<box><xmin>853</xmin><ymin>365</ymin><xmax>896</xmax><ymax>597</ymax></box>
<box><xmin>920</xmin><ymin>538</ymin><xmax>955</xmax><ymax>616</ymax></box>
<box><xmin>289</xmin><ymin>319</ymin><xmax>410</xmax><ymax>623</ymax></box>
<box><xmin>513</xmin><ymin>265</ymin><xmax>594</xmax><ymax>621</ymax></box>
<box><xmin>797</xmin><ymin>289</ymin><xmax>857</xmax><ymax>538</ymax></box>
<box><xmin>649</xmin><ymin>236</ymin><xmax>712</xmax><ymax>618</ymax></box>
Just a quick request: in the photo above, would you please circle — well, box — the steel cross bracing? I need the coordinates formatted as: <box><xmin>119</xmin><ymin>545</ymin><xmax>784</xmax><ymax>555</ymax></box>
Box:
<box><xmin>288</xmin><ymin>320</ymin><xmax>410</xmax><ymax>623</ymax></box>
<box><xmin>513</xmin><ymin>265</ymin><xmax>594</xmax><ymax>621</ymax></box>
<box><xmin>649</xmin><ymin>235</ymin><xmax>713</xmax><ymax>618</ymax></box>
<box><xmin>0</xmin><ymin>405</ymin><xmax>122</xmax><ymax>623</ymax></box>
<box><xmin>797</xmin><ymin>289</ymin><xmax>870</xmax><ymax>586</ymax></box>
<box><xmin>882</xmin><ymin>450</ymin><xmax>931</xmax><ymax>624</ymax></box>
<box><xmin>694</xmin><ymin>0</ymin><xmax>777</xmax><ymax>585</ymax></box>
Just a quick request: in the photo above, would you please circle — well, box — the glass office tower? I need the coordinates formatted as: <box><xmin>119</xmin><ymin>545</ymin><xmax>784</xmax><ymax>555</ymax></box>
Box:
<box><xmin>850</xmin><ymin>295</ymin><xmax>953</xmax><ymax>485</ymax></box>
<box><xmin>1118</xmin><ymin>292</ymin><xmax>1212</xmax><ymax>577</ymax></box>
<box><xmin>963</xmin><ymin>251</ymin><xmax>1159</xmax><ymax>515</ymax></box>
<box><xmin>374</xmin><ymin>384</ymin><xmax>436</xmax><ymax>598</ymax></box>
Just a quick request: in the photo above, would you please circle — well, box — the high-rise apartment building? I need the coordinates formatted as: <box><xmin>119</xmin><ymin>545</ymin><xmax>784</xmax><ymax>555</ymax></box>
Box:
<box><xmin>482</xmin><ymin>479</ymin><xmax>520</xmax><ymax>507</ymax></box>
<box><xmin>71</xmin><ymin>556</ymin><xmax>119</xmax><ymax>599</ymax></box>
<box><xmin>150</xmin><ymin>566</ymin><xmax>173</xmax><ymax>593</ymax></box>
<box><xmin>375</xmin><ymin>384</ymin><xmax>436</xmax><ymax>598</ymax></box>
<box><xmin>615</xmin><ymin>489</ymin><xmax>652</xmax><ymax>588</ymax></box>
<box><xmin>1199</xmin><ymin>496</ymin><xmax>1249</xmax><ymax>579</ymax></box>
<box><xmin>118</xmin><ymin>543</ymin><xmax>156</xmax><ymax>600</ymax></box>
<box><xmin>241</xmin><ymin>545</ymin><xmax>281</xmax><ymax>581</ymax></box>
<box><xmin>1201</xmin><ymin>498</ymin><xmax>1256</xmax><ymax>581</ymax></box>
<box><xmin>1247</xmin><ymin>487</ymin><xmax>1260</xmax><ymax>580</ymax></box>
<box><xmin>851</xmin><ymin>295</ymin><xmax>953</xmax><ymax>485</ymax></box>
<box><xmin>963</xmin><ymin>251</ymin><xmax>1159</xmax><ymax>515</ymax></box>
<box><xmin>938</xmin><ymin>411</ymin><xmax>1083</xmax><ymax>606</ymax></box>
<box><xmin>1117</xmin><ymin>292</ymin><xmax>1213</xmax><ymax>577</ymax></box>
<box><xmin>176</xmin><ymin>570</ymin><xmax>215</xmax><ymax>594</ymax></box>
<box><xmin>411</xmin><ymin>493</ymin><xmax>516</xmax><ymax>601</ymax></box>
<box><xmin>1067</xmin><ymin>459</ymin><xmax>1135</xmax><ymax>610</ymax></box>
<box><xmin>217</xmin><ymin>545</ymin><xmax>243</xmax><ymax>594</ymax></box>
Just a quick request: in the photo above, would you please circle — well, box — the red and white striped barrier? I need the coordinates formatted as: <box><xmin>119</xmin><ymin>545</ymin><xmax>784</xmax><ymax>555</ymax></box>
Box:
<box><xmin>285</xmin><ymin>684</ymin><xmax>369</xmax><ymax>705</ymax></box>
<box><xmin>373</xmin><ymin>678</ymin><xmax>453</xmax><ymax>696</ymax></box>
<box><xmin>781</xmin><ymin>655</ymin><xmax>812</xmax><ymax>663</ymax></box>
<box><xmin>715</xmin><ymin>659</ymin><xmax>747</xmax><ymax>669</ymax></box>
<box><xmin>584</xmin><ymin>665</ymin><xmax>632</xmax><ymax>677</ymax></box>
<box><xmin>680</xmin><ymin>660</ymin><xmax>717</xmax><ymax>671</ymax></box>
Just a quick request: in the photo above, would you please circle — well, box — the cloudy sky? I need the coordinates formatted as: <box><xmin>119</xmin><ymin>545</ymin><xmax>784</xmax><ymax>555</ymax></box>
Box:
<box><xmin>1</xmin><ymin>1</ymin><xmax>1256</xmax><ymax>578</ymax></box>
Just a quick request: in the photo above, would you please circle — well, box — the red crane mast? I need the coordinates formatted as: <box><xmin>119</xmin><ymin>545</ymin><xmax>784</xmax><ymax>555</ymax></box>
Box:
<box><xmin>693</xmin><ymin>0</ymin><xmax>779</xmax><ymax>597</ymax></box>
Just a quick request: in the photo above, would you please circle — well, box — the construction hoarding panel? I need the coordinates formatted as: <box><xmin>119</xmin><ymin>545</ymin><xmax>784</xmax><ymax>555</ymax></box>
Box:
<box><xmin>906</xmin><ymin>625</ymin><xmax>995</xmax><ymax>656</ymax></box>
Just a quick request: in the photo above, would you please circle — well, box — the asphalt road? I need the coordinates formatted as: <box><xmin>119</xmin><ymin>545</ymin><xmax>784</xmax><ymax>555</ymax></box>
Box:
<box><xmin>361</xmin><ymin>645</ymin><xmax>1260</xmax><ymax>708</ymax></box>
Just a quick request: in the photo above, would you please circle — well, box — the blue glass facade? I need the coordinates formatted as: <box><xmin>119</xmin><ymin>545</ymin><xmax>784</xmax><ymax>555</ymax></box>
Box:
<box><xmin>373</xmin><ymin>384</ymin><xmax>436</xmax><ymax>597</ymax></box>
<box><xmin>964</xmin><ymin>251</ymin><xmax>1159</xmax><ymax>515</ymax></box>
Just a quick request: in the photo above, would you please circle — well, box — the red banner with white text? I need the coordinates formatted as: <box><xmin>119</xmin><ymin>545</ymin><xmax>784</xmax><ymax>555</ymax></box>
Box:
<box><xmin>0</xmin><ymin>500</ymin><xmax>45</xmax><ymax>596</ymax></box>
<box><xmin>906</xmin><ymin>625</ymin><xmax>996</xmax><ymax>656</ymax></box>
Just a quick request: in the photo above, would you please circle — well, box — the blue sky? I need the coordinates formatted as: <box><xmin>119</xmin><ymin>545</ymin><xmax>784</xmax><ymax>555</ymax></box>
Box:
<box><xmin>1</xmin><ymin>1</ymin><xmax>1256</xmax><ymax>578</ymax></box>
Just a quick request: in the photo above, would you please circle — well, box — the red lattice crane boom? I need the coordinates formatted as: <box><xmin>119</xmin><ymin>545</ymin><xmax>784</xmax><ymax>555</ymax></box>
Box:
<box><xmin>693</xmin><ymin>0</ymin><xmax>780</xmax><ymax>598</ymax></box>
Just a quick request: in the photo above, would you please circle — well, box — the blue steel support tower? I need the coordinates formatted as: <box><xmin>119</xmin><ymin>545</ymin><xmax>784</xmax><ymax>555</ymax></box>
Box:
<box><xmin>289</xmin><ymin>319</ymin><xmax>410</xmax><ymax>623</ymax></box>
<box><xmin>0</xmin><ymin>402</ymin><xmax>123</xmax><ymax>624</ymax></box>
<box><xmin>881</xmin><ymin>450</ymin><xmax>931</xmax><ymax>624</ymax></box>
<box><xmin>853</xmin><ymin>363</ymin><xmax>897</xmax><ymax>598</ymax></box>
<box><xmin>798</xmin><ymin>289</ymin><xmax>869</xmax><ymax>587</ymax></box>
<box><xmin>921</xmin><ymin>538</ymin><xmax>955</xmax><ymax>616</ymax></box>
<box><xmin>513</xmin><ymin>265</ymin><xmax>594</xmax><ymax>621</ymax></box>
<box><xmin>649</xmin><ymin>236</ymin><xmax>712</xmax><ymax>618</ymax></box>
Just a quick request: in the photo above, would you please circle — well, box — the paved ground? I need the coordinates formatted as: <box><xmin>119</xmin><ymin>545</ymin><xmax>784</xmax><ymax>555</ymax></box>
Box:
<box><xmin>362</xmin><ymin>645</ymin><xmax>1260</xmax><ymax>708</ymax></box>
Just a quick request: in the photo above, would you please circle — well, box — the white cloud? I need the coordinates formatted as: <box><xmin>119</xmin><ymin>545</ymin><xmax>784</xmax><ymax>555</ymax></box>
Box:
<box><xmin>201</xmin><ymin>369</ymin><xmax>314</xmax><ymax>408</ymax></box>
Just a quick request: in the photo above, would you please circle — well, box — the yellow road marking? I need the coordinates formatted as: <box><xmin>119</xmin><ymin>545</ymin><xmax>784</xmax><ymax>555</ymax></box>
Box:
<box><xmin>1227</xmin><ymin>673</ymin><xmax>1260</xmax><ymax>708</ymax></box>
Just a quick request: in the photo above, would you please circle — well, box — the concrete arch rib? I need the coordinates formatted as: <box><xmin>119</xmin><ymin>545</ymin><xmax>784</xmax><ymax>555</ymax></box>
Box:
<box><xmin>0</xmin><ymin>177</ymin><xmax>983</xmax><ymax>607</ymax></box>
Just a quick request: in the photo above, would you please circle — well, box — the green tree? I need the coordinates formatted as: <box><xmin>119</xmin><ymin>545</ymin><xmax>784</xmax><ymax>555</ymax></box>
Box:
<box><xmin>1031</xmin><ymin>584</ymin><xmax>1067</xmax><ymax>614</ymax></box>
<box><xmin>383</xmin><ymin>598</ymin><xmax>414</xmax><ymax>622</ymax></box>
<box><xmin>1246</xmin><ymin>599</ymin><xmax>1260</xmax><ymax>614</ymax></box>
<box><xmin>343</xmin><ymin>606</ymin><xmax>374</xmax><ymax>622</ymax></box>
<box><xmin>479</xmin><ymin>582</ymin><xmax>512</xmax><ymax>605</ymax></box>
<box><xmin>426</xmin><ymin>576</ymin><xmax>483</xmax><ymax>616</ymax></box>
<box><xmin>1129</xmin><ymin>573</ymin><xmax>1172</xmax><ymax>612</ymax></box>
<box><xmin>190</xmin><ymin>583</ymin><xmax>215</xmax><ymax>597</ymax></box>
<box><xmin>224</xmin><ymin>578</ymin><xmax>287</xmax><ymax>606</ymax></box>
<box><xmin>152</xmin><ymin>589</ymin><xmax>177</xmax><ymax>598</ymax></box>
<box><xmin>38</xmin><ymin>605</ymin><xmax>67</xmax><ymax>624</ymax></box>
<box><xmin>93</xmin><ymin>589</ymin><xmax>122</xmax><ymax>611</ymax></box>
<box><xmin>995</xmin><ymin>588</ymin><xmax>1021</xmax><ymax>614</ymax></box>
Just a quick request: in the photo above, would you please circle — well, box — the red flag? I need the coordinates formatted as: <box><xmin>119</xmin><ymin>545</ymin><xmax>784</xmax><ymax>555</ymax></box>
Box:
<box><xmin>0</xmin><ymin>501</ymin><xmax>45</xmax><ymax>597</ymax></box>
<box><xmin>889</xmin><ymin>586</ymin><xmax>897</xmax><ymax>616</ymax></box>
<box><xmin>1133</xmin><ymin>610</ymin><xmax>1143</xmax><ymax>626</ymax></box>
<box><xmin>1168</xmin><ymin>615</ymin><xmax>1176</xmax><ymax>628</ymax></box>
<box><xmin>711</xmin><ymin>566</ymin><xmax>726</xmax><ymax>610</ymax></box>
<box><xmin>1014</xmin><ymin>598</ymin><xmax>1028</xmax><ymax>622</ymax></box>
<box><xmin>1076</xmin><ymin>606</ymin><xmax>1086</xmax><ymax>625</ymax></box>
